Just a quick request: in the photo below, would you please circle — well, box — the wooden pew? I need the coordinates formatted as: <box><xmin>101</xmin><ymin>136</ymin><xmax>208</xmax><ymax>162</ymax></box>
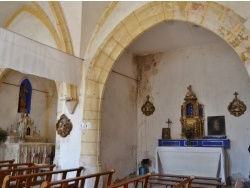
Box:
<box><xmin>0</xmin><ymin>162</ymin><xmax>33</xmax><ymax>170</ymax></box>
<box><xmin>0</xmin><ymin>164</ymin><xmax>56</xmax><ymax>186</ymax></box>
<box><xmin>173</xmin><ymin>176</ymin><xmax>194</xmax><ymax>188</ymax></box>
<box><xmin>148</xmin><ymin>173</ymin><xmax>224</xmax><ymax>188</ymax></box>
<box><xmin>0</xmin><ymin>160</ymin><xmax>14</xmax><ymax>165</ymax></box>
<box><xmin>107</xmin><ymin>173</ymin><xmax>151</xmax><ymax>188</ymax></box>
<box><xmin>40</xmin><ymin>169</ymin><xmax>115</xmax><ymax>188</ymax></box>
<box><xmin>2</xmin><ymin>166</ymin><xmax>84</xmax><ymax>188</ymax></box>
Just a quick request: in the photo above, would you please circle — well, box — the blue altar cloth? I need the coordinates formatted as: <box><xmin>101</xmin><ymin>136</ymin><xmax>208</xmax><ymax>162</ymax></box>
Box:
<box><xmin>158</xmin><ymin>139</ymin><xmax>230</xmax><ymax>148</ymax></box>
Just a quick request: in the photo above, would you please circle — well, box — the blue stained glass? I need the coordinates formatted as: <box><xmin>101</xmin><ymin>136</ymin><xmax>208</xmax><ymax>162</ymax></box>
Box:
<box><xmin>18</xmin><ymin>79</ymin><xmax>32</xmax><ymax>114</ymax></box>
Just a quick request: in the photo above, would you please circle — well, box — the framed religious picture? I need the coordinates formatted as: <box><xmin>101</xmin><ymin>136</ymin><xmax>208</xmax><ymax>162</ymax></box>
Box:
<box><xmin>162</xmin><ymin>128</ymin><xmax>171</xmax><ymax>139</ymax></box>
<box><xmin>207</xmin><ymin>116</ymin><xmax>225</xmax><ymax>136</ymax></box>
<box><xmin>56</xmin><ymin>114</ymin><xmax>72</xmax><ymax>137</ymax></box>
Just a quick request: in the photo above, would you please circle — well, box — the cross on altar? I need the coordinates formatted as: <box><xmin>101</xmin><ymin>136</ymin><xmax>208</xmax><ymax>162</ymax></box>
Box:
<box><xmin>166</xmin><ymin>118</ymin><xmax>172</xmax><ymax>128</ymax></box>
<box><xmin>234</xmin><ymin>92</ymin><xmax>238</xmax><ymax>98</ymax></box>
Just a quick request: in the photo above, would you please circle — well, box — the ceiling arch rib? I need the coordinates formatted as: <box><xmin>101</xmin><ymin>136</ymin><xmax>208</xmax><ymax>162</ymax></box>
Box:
<box><xmin>49</xmin><ymin>2</ymin><xmax>73</xmax><ymax>55</ymax></box>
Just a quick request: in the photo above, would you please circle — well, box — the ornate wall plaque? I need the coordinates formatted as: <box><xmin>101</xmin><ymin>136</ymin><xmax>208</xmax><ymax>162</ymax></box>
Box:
<box><xmin>228</xmin><ymin>92</ymin><xmax>246</xmax><ymax>117</ymax></box>
<box><xmin>180</xmin><ymin>85</ymin><xmax>205</xmax><ymax>139</ymax></box>
<box><xmin>56</xmin><ymin>114</ymin><xmax>72</xmax><ymax>137</ymax></box>
<box><xmin>141</xmin><ymin>95</ymin><xmax>155</xmax><ymax>116</ymax></box>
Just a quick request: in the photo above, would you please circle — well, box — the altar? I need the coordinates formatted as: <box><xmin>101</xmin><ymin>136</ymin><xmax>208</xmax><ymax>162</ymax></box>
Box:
<box><xmin>3</xmin><ymin>113</ymin><xmax>55</xmax><ymax>164</ymax></box>
<box><xmin>155</xmin><ymin>147</ymin><xmax>226</xmax><ymax>185</ymax></box>
<box><xmin>4</xmin><ymin>142</ymin><xmax>54</xmax><ymax>164</ymax></box>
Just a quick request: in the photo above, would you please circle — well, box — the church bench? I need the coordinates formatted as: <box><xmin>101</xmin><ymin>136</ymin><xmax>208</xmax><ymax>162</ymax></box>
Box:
<box><xmin>0</xmin><ymin>160</ymin><xmax>15</xmax><ymax>165</ymax></box>
<box><xmin>173</xmin><ymin>176</ymin><xmax>194</xmax><ymax>188</ymax></box>
<box><xmin>2</xmin><ymin>166</ymin><xmax>84</xmax><ymax>188</ymax></box>
<box><xmin>40</xmin><ymin>169</ymin><xmax>115</xmax><ymax>188</ymax></box>
<box><xmin>151</xmin><ymin>173</ymin><xmax>222</xmax><ymax>182</ymax></box>
<box><xmin>0</xmin><ymin>162</ymin><xmax>33</xmax><ymax>170</ymax></box>
<box><xmin>148</xmin><ymin>174</ymin><xmax>224</xmax><ymax>188</ymax></box>
<box><xmin>147</xmin><ymin>177</ymin><xmax>196</xmax><ymax>188</ymax></box>
<box><xmin>0</xmin><ymin>164</ymin><xmax>56</xmax><ymax>186</ymax></box>
<box><xmin>107</xmin><ymin>173</ymin><xmax>151</xmax><ymax>188</ymax></box>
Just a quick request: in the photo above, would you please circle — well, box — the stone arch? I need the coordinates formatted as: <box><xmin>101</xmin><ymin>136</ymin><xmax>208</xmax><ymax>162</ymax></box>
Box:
<box><xmin>82</xmin><ymin>1</ymin><xmax>250</xmax><ymax>169</ymax></box>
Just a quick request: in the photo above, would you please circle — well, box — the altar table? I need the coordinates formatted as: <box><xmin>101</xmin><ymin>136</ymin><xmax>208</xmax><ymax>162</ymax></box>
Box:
<box><xmin>4</xmin><ymin>142</ymin><xmax>54</xmax><ymax>164</ymax></box>
<box><xmin>155</xmin><ymin>147</ymin><xmax>226</xmax><ymax>185</ymax></box>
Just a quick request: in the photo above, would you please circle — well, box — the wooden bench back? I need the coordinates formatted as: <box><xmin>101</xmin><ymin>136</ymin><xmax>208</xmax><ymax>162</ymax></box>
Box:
<box><xmin>107</xmin><ymin>173</ymin><xmax>151</xmax><ymax>188</ymax></box>
<box><xmin>0</xmin><ymin>164</ymin><xmax>56</xmax><ymax>186</ymax></box>
<box><xmin>149</xmin><ymin>173</ymin><xmax>223</xmax><ymax>188</ymax></box>
<box><xmin>0</xmin><ymin>160</ymin><xmax>15</xmax><ymax>165</ymax></box>
<box><xmin>0</xmin><ymin>163</ymin><xmax>33</xmax><ymax>170</ymax></box>
<box><xmin>151</xmin><ymin>173</ymin><xmax>221</xmax><ymax>182</ymax></box>
<box><xmin>2</xmin><ymin>166</ymin><xmax>84</xmax><ymax>188</ymax></box>
<box><xmin>40</xmin><ymin>169</ymin><xmax>115</xmax><ymax>188</ymax></box>
<box><xmin>173</xmin><ymin>176</ymin><xmax>194</xmax><ymax>188</ymax></box>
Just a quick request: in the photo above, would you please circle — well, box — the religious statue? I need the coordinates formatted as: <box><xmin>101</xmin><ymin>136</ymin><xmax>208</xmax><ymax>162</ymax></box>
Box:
<box><xmin>18</xmin><ymin>83</ymin><xmax>29</xmax><ymax>113</ymax></box>
<box><xmin>17</xmin><ymin>113</ymin><xmax>27</xmax><ymax>140</ymax></box>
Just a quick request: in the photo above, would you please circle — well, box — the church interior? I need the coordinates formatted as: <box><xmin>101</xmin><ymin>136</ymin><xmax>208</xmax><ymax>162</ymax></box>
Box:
<box><xmin>0</xmin><ymin>1</ymin><xmax>250</xmax><ymax>187</ymax></box>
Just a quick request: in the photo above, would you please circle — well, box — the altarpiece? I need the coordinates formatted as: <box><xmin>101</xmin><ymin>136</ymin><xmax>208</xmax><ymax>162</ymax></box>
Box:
<box><xmin>180</xmin><ymin>85</ymin><xmax>205</xmax><ymax>139</ymax></box>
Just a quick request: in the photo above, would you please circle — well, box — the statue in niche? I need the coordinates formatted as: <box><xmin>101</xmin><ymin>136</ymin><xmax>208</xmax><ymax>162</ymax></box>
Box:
<box><xmin>19</xmin><ymin>83</ymin><xmax>29</xmax><ymax>113</ymax></box>
<box><xmin>180</xmin><ymin>85</ymin><xmax>205</xmax><ymax>139</ymax></box>
<box><xmin>17</xmin><ymin>113</ymin><xmax>27</xmax><ymax>140</ymax></box>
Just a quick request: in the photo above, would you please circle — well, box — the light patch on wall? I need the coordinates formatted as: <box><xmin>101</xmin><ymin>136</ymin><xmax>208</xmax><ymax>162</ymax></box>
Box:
<box><xmin>135</xmin><ymin>52</ymin><xmax>163</xmax><ymax>103</ymax></box>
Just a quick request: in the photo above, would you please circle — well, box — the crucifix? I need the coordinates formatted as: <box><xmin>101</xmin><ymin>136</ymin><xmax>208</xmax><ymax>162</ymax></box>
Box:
<box><xmin>162</xmin><ymin>118</ymin><xmax>172</xmax><ymax>139</ymax></box>
<box><xmin>166</xmin><ymin>118</ymin><xmax>172</xmax><ymax>128</ymax></box>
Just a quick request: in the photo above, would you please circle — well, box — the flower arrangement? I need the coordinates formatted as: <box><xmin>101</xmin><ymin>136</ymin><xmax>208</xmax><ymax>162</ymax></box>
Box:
<box><xmin>0</xmin><ymin>128</ymin><xmax>8</xmax><ymax>143</ymax></box>
<box><xmin>181</xmin><ymin>126</ymin><xmax>195</xmax><ymax>139</ymax></box>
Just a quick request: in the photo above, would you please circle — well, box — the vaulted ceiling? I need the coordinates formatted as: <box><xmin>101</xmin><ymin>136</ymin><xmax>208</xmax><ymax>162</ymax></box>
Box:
<box><xmin>0</xmin><ymin>1</ymin><xmax>227</xmax><ymax>57</ymax></box>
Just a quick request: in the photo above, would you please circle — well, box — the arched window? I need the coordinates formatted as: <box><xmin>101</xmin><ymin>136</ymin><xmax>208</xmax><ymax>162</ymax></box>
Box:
<box><xmin>18</xmin><ymin>79</ymin><xmax>32</xmax><ymax>114</ymax></box>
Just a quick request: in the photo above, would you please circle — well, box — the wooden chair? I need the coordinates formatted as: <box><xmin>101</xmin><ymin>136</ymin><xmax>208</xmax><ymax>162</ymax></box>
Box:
<box><xmin>0</xmin><ymin>160</ymin><xmax>15</xmax><ymax>165</ymax></box>
<box><xmin>0</xmin><ymin>164</ymin><xmax>56</xmax><ymax>186</ymax></box>
<box><xmin>40</xmin><ymin>169</ymin><xmax>115</xmax><ymax>188</ymax></box>
<box><xmin>2</xmin><ymin>166</ymin><xmax>84</xmax><ymax>188</ymax></box>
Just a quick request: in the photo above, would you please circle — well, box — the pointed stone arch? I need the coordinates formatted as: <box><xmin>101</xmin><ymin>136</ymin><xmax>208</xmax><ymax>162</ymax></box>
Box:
<box><xmin>82</xmin><ymin>1</ymin><xmax>250</xmax><ymax>169</ymax></box>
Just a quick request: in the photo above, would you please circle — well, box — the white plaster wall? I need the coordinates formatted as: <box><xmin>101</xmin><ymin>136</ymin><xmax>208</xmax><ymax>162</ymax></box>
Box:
<box><xmin>136</xmin><ymin>42</ymin><xmax>250</xmax><ymax>181</ymax></box>
<box><xmin>101</xmin><ymin>51</ymin><xmax>138</xmax><ymax>181</ymax></box>
<box><xmin>55</xmin><ymin>96</ymin><xmax>84</xmax><ymax>171</ymax></box>
<box><xmin>56</xmin><ymin>115</ymin><xmax>82</xmax><ymax>170</ymax></box>
<box><xmin>81</xmin><ymin>1</ymin><xmax>111</xmax><ymax>58</ymax></box>
<box><xmin>61</xmin><ymin>1</ymin><xmax>82</xmax><ymax>56</ymax></box>
<box><xmin>0</xmin><ymin>71</ymin><xmax>57</xmax><ymax>143</ymax></box>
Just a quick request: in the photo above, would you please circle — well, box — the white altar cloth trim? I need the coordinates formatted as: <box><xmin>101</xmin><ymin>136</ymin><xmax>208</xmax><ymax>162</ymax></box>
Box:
<box><xmin>0</xmin><ymin>28</ymin><xmax>83</xmax><ymax>86</ymax></box>
<box><xmin>155</xmin><ymin>147</ymin><xmax>226</xmax><ymax>184</ymax></box>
